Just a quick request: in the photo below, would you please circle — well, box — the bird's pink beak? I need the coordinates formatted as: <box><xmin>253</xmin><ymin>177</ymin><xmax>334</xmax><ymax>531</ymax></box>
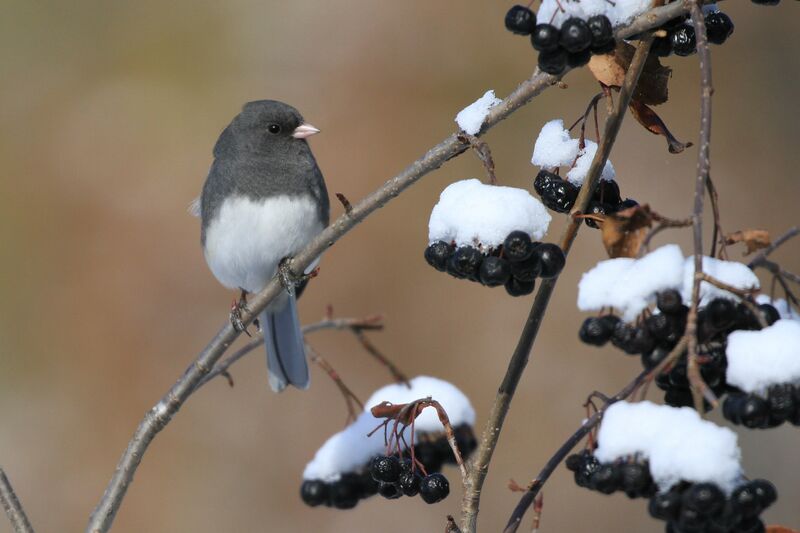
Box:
<box><xmin>292</xmin><ymin>123</ymin><xmax>320</xmax><ymax>139</ymax></box>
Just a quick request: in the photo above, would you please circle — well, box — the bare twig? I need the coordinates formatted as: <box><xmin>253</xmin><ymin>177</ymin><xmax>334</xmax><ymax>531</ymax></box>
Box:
<box><xmin>0</xmin><ymin>468</ymin><xmax>35</xmax><ymax>533</ymax></box>
<box><xmin>459</xmin><ymin>133</ymin><xmax>497</xmax><ymax>185</ymax></box>
<box><xmin>87</xmin><ymin>4</ymin><xmax>712</xmax><ymax>531</ymax></box>
<box><xmin>747</xmin><ymin>226</ymin><xmax>800</xmax><ymax>268</ymax></box>
<box><xmin>756</xmin><ymin>260</ymin><xmax>800</xmax><ymax>287</ymax></box>
<box><xmin>306</xmin><ymin>344</ymin><xmax>364</xmax><ymax>424</ymax></box>
<box><xmin>685</xmin><ymin>0</ymin><xmax>715</xmax><ymax>414</ymax></box>
<box><xmin>460</xmin><ymin>34</ymin><xmax>656</xmax><ymax>533</ymax></box>
<box><xmin>350</xmin><ymin>329</ymin><xmax>410</xmax><ymax>386</ymax></box>
<box><xmin>502</xmin><ymin>369</ymin><xmax>650</xmax><ymax>533</ymax></box>
<box><xmin>639</xmin><ymin>215</ymin><xmax>693</xmax><ymax>256</ymax></box>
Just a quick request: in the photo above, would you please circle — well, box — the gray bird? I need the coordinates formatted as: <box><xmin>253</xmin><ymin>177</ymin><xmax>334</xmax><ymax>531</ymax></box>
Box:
<box><xmin>199</xmin><ymin>100</ymin><xmax>329</xmax><ymax>392</ymax></box>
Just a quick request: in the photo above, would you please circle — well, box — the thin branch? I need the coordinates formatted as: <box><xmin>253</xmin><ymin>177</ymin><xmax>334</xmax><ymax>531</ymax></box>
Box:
<box><xmin>639</xmin><ymin>215</ymin><xmax>693</xmax><ymax>256</ymax></box>
<box><xmin>502</xmin><ymin>369</ymin><xmax>649</xmax><ymax>533</ymax></box>
<box><xmin>306</xmin><ymin>343</ymin><xmax>364</xmax><ymax>424</ymax></box>
<box><xmin>86</xmin><ymin>4</ymin><xmax>711</xmax><ymax>531</ymax></box>
<box><xmin>747</xmin><ymin>226</ymin><xmax>800</xmax><ymax>268</ymax></box>
<box><xmin>685</xmin><ymin>0</ymin><xmax>715</xmax><ymax>414</ymax></box>
<box><xmin>459</xmin><ymin>34</ymin><xmax>656</xmax><ymax>533</ymax></box>
<box><xmin>755</xmin><ymin>260</ymin><xmax>800</xmax><ymax>286</ymax></box>
<box><xmin>350</xmin><ymin>328</ymin><xmax>410</xmax><ymax>386</ymax></box>
<box><xmin>0</xmin><ymin>468</ymin><xmax>35</xmax><ymax>533</ymax></box>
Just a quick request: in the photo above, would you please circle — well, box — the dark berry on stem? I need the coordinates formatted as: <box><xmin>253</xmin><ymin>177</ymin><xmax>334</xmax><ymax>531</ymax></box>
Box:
<box><xmin>767</xmin><ymin>383</ymin><xmax>795</xmax><ymax>423</ymax></box>
<box><xmin>538</xmin><ymin>48</ymin><xmax>568</xmax><ymax>75</ymax></box>
<box><xmin>574</xmin><ymin>453</ymin><xmax>601</xmax><ymax>488</ymax></box>
<box><xmin>450</xmin><ymin>246</ymin><xmax>483</xmax><ymax>280</ymax></box>
<box><xmin>722</xmin><ymin>393</ymin><xmax>746</xmax><ymax>425</ymax></box>
<box><xmin>620</xmin><ymin>462</ymin><xmax>653</xmax><ymax>497</ymax></box>
<box><xmin>740</xmin><ymin>394</ymin><xmax>770</xmax><ymax>429</ymax></box>
<box><xmin>619</xmin><ymin>198</ymin><xmax>639</xmax><ymax>210</ymax></box>
<box><xmin>707</xmin><ymin>298</ymin><xmax>736</xmax><ymax>329</ymax></box>
<box><xmin>504</xmin><ymin>231</ymin><xmax>534</xmax><ymax>262</ymax></box>
<box><xmin>424</xmin><ymin>241</ymin><xmax>455</xmax><ymax>272</ymax></box>
<box><xmin>330</xmin><ymin>479</ymin><xmax>360</xmax><ymax>509</ymax></box>
<box><xmin>419</xmin><ymin>473</ymin><xmax>449</xmax><ymax>504</ymax></box>
<box><xmin>751</xmin><ymin>0</ymin><xmax>780</xmax><ymax>4</ymax></box>
<box><xmin>358</xmin><ymin>471</ymin><xmax>380</xmax><ymax>497</ymax></box>
<box><xmin>479</xmin><ymin>256</ymin><xmax>512</xmax><ymax>287</ymax></box>
<box><xmin>533</xmin><ymin>169</ymin><xmax>559</xmax><ymax>196</ymax></box>
<box><xmin>594</xmin><ymin>179</ymin><xmax>622</xmax><ymax>206</ymax></box>
<box><xmin>370</xmin><ymin>455</ymin><xmax>402</xmax><ymax>483</ymax></box>
<box><xmin>683</xmin><ymin>483</ymin><xmax>725</xmax><ymax>515</ymax></box>
<box><xmin>705</xmin><ymin>11</ymin><xmax>734</xmax><ymax>45</ymax></box>
<box><xmin>678</xmin><ymin>506</ymin><xmax>706</xmax><ymax>532</ymax></box>
<box><xmin>510</xmin><ymin>251</ymin><xmax>541</xmax><ymax>282</ymax></box>
<box><xmin>731</xmin><ymin>484</ymin><xmax>762</xmax><ymax>518</ymax></box>
<box><xmin>750</xmin><ymin>479</ymin><xmax>778</xmax><ymax>509</ymax></box>
<box><xmin>565</xmin><ymin>453</ymin><xmax>584</xmax><ymax>472</ymax></box>
<box><xmin>591</xmin><ymin>39</ymin><xmax>617</xmax><ymax>55</ymax></box>
<box><xmin>737</xmin><ymin>518</ymin><xmax>767</xmax><ymax>533</ymax></box>
<box><xmin>664</xmin><ymin>388</ymin><xmax>694</xmax><ymax>408</ymax></box>
<box><xmin>378</xmin><ymin>482</ymin><xmax>402</xmax><ymax>499</ymax></box>
<box><xmin>567</xmin><ymin>49</ymin><xmax>591</xmax><ymax>68</ymax></box>
<box><xmin>560</xmin><ymin>17</ymin><xmax>592</xmax><ymax>53</ymax></box>
<box><xmin>611</xmin><ymin>322</ymin><xmax>641</xmax><ymax>355</ymax></box>
<box><xmin>584</xmin><ymin>201</ymin><xmax>611</xmax><ymax>229</ymax></box>
<box><xmin>505</xmin><ymin>277</ymin><xmax>536</xmax><ymax>297</ymax></box>
<box><xmin>505</xmin><ymin>5</ymin><xmax>536</xmax><ymax>35</ymax></box>
<box><xmin>591</xmin><ymin>464</ymin><xmax>621</xmax><ymax>494</ymax></box>
<box><xmin>758</xmin><ymin>303</ymin><xmax>780</xmax><ymax>326</ymax></box>
<box><xmin>399</xmin><ymin>470</ymin><xmax>422</xmax><ymax>496</ymax></box>
<box><xmin>579</xmin><ymin>316</ymin><xmax>618</xmax><ymax>346</ymax></box>
<box><xmin>671</xmin><ymin>24</ymin><xmax>696</xmax><ymax>57</ymax></box>
<box><xmin>641</xmin><ymin>346</ymin><xmax>669</xmax><ymax>370</ymax></box>
<box><xmin>414</xmin><ymin>442</ymin><xmax>443</xmax><ymax>473</ymax></box>
<box><xmin>649</xmin><ymin>490</ymin><xmax>682</xmax><ymax>521</ymax></box>
<box><xmin>657</xmin><ymin>290</ymin><xmax>684</xmax><ymax>315</ymax></box>
<box><xmin>531</xmin><ymin>23</ymin><xmax>560</xmax><ymax>52</ymax></box>
<box><xmin>587</xmin><ymin>15</ymin><xmax>613</xmax><ymax>44</ymax></box>
<box><xmin>535</xmin><ymin>243</ymin><xmax>566</xmax><ymax>279</ymax></box>
<box><xmin>300</xmin><ymin>480</ymin><xmax>329</xmax><ymax>507</ymax></box>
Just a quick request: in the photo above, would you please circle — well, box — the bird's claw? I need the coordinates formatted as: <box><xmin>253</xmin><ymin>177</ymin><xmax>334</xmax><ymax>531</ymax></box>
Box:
<box><xmin>230</xmin><ymin>291</ymin><xmax>252</xmax><ymax>336</ymax></box>
<box><xmin>277</xmin><ymin>258</ymin><xmax>318</xmax><ymax>296</ymax></box>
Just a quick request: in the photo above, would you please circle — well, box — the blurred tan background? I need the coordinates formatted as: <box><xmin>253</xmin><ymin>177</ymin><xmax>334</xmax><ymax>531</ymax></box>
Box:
<box><xmin>1</xmin><ymin>1</ymin><xmax>799</xmax><ymax>532</ymax></box>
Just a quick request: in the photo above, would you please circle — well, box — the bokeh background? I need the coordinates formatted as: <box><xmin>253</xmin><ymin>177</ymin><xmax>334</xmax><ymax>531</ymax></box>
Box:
<box><xmin>1</xmin><ymin>1</ymin><xmax>799</xmax><ymax>532</ymax></box>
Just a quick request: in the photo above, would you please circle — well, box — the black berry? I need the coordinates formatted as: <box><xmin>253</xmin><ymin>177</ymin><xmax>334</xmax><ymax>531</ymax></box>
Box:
<box><xmin>538</xmin><ymin>48</ymin><xmax>568</xmax><ymax>75</ymax></box>
<box><xmin>509</xmin><ymin>250</ymin><xmax>542</xmax><ymax>282</ymax></box>
<box><xmin>505</xmin><ymin>5</ymin><xmax>537</xmax><ymax>35</ymax></box>
<box><xmin>425</xmin><ymin>241</ymin><xmax>455</xmax><ymax>272</ymax></box>
<box><xmin>378</xmin><ymin>482</ymin><xmax>402</xmax><ymax>499</ymax></box>
<box><xmin>300</xmin><ymin>480</ymin><xmax>329</xmax><ymax>507</ymax></box>
<box><xmin>620</xmin><ymin>462</ymin><xmax>654</xmax><ymax>497</ymax></box>
<box><xmin>683</xmin><ymin>482</ymin><xmax>725</xmax><ymax>515</ymax></box>
<box><xmin>449</xmin><ymin>246</ymin><xmax>483</xmax><ymax>280</ymax></box>
<box><xmin>419</xmin><ymin>473</ymin><xmax>450</xmax><ymax>504</ymax></box>
<box><xmin>731</xmin><ymin>484</ymin><xmax>762</xmax><ymax>518</ymax></box>
<box><xmin>399</xmin><ymin>470</ymin><xmax>423</xmax><ymax>497</ymax></box>
<box><xmin>590</xmin><ymin>464</ymin><xmax>621</xmax><ymax>494</ymax></box>
<box><xmin>330</xmin><ymin>478</ymin><xmax>360</xmax><ymax>509</ymax></box>
<box><xmin>706</xmin><ymin>298</ymin><xmax>736</xmax><ymax>330</ymax></box>
<box><xmin>767</xmin><ymin>383</ymin><xmax>795</xmax><ymax>423</ymax></box>
<box><xmin>750</xmin><ymin>479</ymin><xmax>778</xmax><ymax>509</ymax></box>
<box><xmin>657</xmin><ymin>290</ymin><xmax>684</xmax><ymax>315</ymax></box>
<box><xmin>584</xmin><ymin>201</ymin><xmax>611</xmax><ymax>229</ymax></box>
<box><xmin>503</xmin><ymin>231</ymin><xmax>534</xmax><ymax>262</ymax></box>
<box><xmin>651</xmin><ymin>36</ymin><xmax>673</xmax><ymax>57</ymax></box>
<box><xmin>740</xmin><ymin>394</ymin><xmax>770</xmax><ymax>429</ymax></box>
<box><xmin>751</xmin><ymin>0</ymin><xmax>780</xmax><ymax>6</ymax></box>
<box><xmin>587</xmin><ymin>15</ymin><xmax>613</xmax><ymax>49</ymax></box>
<box><xmin>479</xmin><ymin>256</ymin><xmax>512</xmax><ymax>287</ymax></box>
<box><xmin>534</xmin><ymin>243</ymin><xmax>566</xmax><ymax>279</ymax></box>
<box><xmin>560</xmin><ymin>17</ymin><xmax>592</xmax><ymax>53</ymax></box>
<box><xmin>505</xmin><ymin>277</ymin><xmax>536</xmax><ymax>297</ymax></box>
<box><xmin>671</xmin><ymin>24</ymin><xmax>696</xmax><ymax>57</ymax></box>
<box><xmin>579</xmin><ymin>315</ymin><xmax>619</xmax><ymax>346</ymax></box>
<box><xmin>531</xmin><ymin>23</ymin><xmax>560</xmax><ymax>52</ymax></box>
<box><xmin>574</xmin><ymin>452</ymin><xmax>601</xmax><ymax>488</ymax></box>
<box><xmin>567</xmin><ymin>49</ymin><xmax>591</xmax><ymax>68</ymax></box>
<box><xmin>641</xmin><ymin>346</ymin><xmax>669</xmax><ymax>370</ymax></box>
<box><xmin>611</xmin><ymin>322</ymin><xmax>640</xmax><ymax>355</ymax></box>
<box><xmin>370</xmin><ymin>455</ymin><xmax>402</xmax><ymax>483</ymax></box>
<box><xmin>649</xmin><ymin>489</ymin><xmax>682</xmax><ymax>521</ymax></box>
<box><xmin>594</xmin><ymin>179</ymin><xmax>622</xmax><ymax>206</ymax></box>
<box><xmin>758</xmin><ymin>303</ymin><xmax>780</xmax><ymax>326</ymax></box>
<box><xmin>705</xmin><ymin>11</ymin><xmax>734</xmax><ymax>45</ymax></box>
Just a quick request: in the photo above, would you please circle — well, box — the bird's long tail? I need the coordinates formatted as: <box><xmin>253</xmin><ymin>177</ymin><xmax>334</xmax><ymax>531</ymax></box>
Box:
<box><xmin>261</xmin><ymin>293</ymin><xmax>309</xmax><ymax>392</ymax></box>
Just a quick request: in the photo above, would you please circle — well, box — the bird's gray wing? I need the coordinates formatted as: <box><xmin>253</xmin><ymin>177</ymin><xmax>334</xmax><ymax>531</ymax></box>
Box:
<box><xmin>261</xmin><ymin>293</ymin><xmax>309</xmax><ymax>392</ymax></box>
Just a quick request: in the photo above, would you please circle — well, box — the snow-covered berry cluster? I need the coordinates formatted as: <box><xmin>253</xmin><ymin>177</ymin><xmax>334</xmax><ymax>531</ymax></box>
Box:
<box><xmin>300</xmin><ymin>377</ymin><xmax>476</xmax><ymax>510</ymax></box>
<box><xmin>530</xmin><ymin>119</ymin><xmax>636</xmax><ymax>223</ymax></box>
<box><xmin>571</xmin><ymin>401</ymin><xmax>779</xmax><ymax>533</ymax></box>
<box><xmin>426</xmin><ymin>179</ymin><xmax>563</xmax><ymax>295</ymax></box>
<box><xmin>575</xmin><ymin>245</ymin><xmax>796</xmax><ymax>411</ymax></box>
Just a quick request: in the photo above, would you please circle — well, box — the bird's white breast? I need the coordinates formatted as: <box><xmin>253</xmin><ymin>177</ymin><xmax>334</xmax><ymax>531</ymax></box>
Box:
<box><xmin>203</xmin><ymin>194</ymin><xmax>324</xmax><ymax>293</ymax></box>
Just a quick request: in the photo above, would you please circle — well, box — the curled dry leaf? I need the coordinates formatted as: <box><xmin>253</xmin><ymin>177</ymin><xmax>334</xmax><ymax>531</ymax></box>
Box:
<box><xmin>578</xmin><ymin>204</ymin><xmax>655</xmax><ymax>258</ymax></box>
<box><xmin>588</xmin><ymin>41</ymin><xmax>671</xmax><ymax>106</ymax></box>
<box><xmin>724</xmin><ymin>229</ymin><xmax>771</xmax><ymax>256</ymax></box>
<box><xmin>629</xmin><ymin>100</ymin><xmax>693</xmax><ymax>154</ymax></box>
<box><xmin>766</xmin><ymin>527</ymin><xmax>800</xmax><ymax>533</ymax></box>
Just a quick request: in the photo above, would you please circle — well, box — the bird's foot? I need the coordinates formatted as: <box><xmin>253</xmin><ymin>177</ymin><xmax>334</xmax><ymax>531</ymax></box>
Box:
<box><xmin>277</xmin><ymin>258</ymin><xmax>319</xmax><ymax>296</ymax></box>
<box><xmin>230</xmin><ymin>289</ymin><xmax>252</xmax><ymax>336</ymax></box>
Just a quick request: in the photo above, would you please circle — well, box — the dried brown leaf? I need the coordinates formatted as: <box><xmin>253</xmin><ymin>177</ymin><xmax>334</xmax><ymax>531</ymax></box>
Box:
<box><xmin>580</xmin><ymin>204</ymin><xmax>655</xmax><ymax>258</ymax></box>
<box><xmin>588</xmin><ymin>41</ymin><xmax>671</xmax><ymax>106</ymax></box>
<box><xmin>725</xmin><ymin>229</ymin><xmax>772</xmax><ymax>255</ymax></box>
<box><xmin>766</xmin><ymin>526</ymin><xmax>800</xmax><ymax>533</ymax></box>
<box><xmin>629</xmin><ymin>99</ymin><xmax>693</xmax><ymax>154</ymax></box>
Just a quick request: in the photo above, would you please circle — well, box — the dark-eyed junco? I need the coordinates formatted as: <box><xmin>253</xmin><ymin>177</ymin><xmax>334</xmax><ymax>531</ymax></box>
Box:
<box><xmin>199</xmin><ymin>100</ymin><xmax>329</xmax><ymax>392</ymax></box>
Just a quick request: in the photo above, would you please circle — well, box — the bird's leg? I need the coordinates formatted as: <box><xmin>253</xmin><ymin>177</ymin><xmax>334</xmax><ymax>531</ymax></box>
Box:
<box><xmin>230</xmin><ymin>289</ymin><xmax>254</xmax><ymax>336</ymax></box>
<box><xmin>277</xmin><ymin>258</ymin><xmax>320</xmax><ymax>296</ymax></box>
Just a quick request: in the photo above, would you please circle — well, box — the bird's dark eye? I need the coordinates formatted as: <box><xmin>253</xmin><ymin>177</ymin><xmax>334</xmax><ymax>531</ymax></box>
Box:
<box><xmin>268</xmin><ymin>124</ymin><xmax>281</xmax><ymax>134</ymax></box>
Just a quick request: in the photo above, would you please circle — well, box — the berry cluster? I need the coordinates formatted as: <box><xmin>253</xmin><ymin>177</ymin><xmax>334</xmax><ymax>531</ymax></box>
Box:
<box><xmin>648</xmin><ymin>11</ymin><xmax>734</xmax><ymax>58</ymax></box>
<box><xmin>567</xmin><ymin>450</ymin><xmax>778</xmax><ymax>533</ymax></box>
<box><xmin>505</xmin><ymin>6</ymin><xmax>617</xmax><ymax>75</ymax></box>
<box><xmin>300</xmin><ymin>424</ymin><xmax>476</xmax><ymax>509</ymax></box>
<box><xmin>534</xmin><ymin>170</ymin><xmax>636</xmax><ymax>228</ymax></box>
<box><xmin>566</xmin><ymin>450</ymin><xmax>656</xmax><ymax>498</ymax></box>
<box><xmin>579</xmin><ymin>290</ymin><xmax>781</xmax><ymax>410</ymax></box>
<box><xmin>424</xmin><ymin>232</ymin><xmax>565</xmax><ymax>297</ymax></box>
<box><xmin>723</xmin><ymin>384</ymin><xmax>800</xmax><ymax>429</ymax></box>
<box><xmin>649</xmin><ymin>479</ymin><xmax>777</xmax><ymax>533</ymax></box>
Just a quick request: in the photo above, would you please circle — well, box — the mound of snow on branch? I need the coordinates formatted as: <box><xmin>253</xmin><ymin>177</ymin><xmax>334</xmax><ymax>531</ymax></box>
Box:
<box><xmin>531</xmin><ymin>119</ymin><xmax>615</xmax><ymax>186</ymax></box>
<box><xmin>538</xmin><ymin>0</ymin><xmax>652</xmax><ymax>29</ymax></box>
<box><xmin>455</xmin><ymin>90</ymin><xmax>501</xmax><ymax>135</ymax></box>
<box><xmin>726</xmin><ymin>320</ymin><xmax>800</xmax><ymax>393</ymax></box>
